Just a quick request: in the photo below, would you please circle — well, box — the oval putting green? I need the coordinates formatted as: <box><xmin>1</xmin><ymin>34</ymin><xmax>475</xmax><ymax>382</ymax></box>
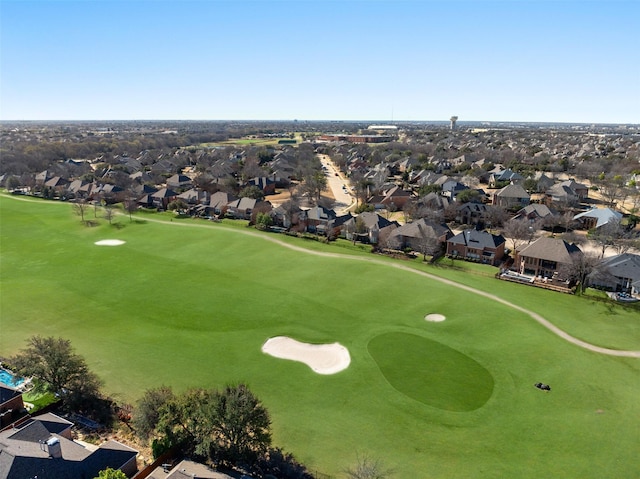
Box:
<box><xmin>368</xmin><ymin>332</ymin><xmax>494</xmax><ymax>411</ymax></box>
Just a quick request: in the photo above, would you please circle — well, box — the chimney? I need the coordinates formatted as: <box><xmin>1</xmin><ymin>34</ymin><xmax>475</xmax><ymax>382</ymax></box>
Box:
<box><xmin>46</xmin><ymin>437</ymin><xmax>62</xmax><ymax>459</ymax></box>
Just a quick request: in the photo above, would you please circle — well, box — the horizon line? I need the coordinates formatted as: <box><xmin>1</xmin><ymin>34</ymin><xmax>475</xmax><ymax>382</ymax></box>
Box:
<box><xmin>1</xmin><ymin>119</ymin><xmax>639</xmax><ymax>126</ymax></box>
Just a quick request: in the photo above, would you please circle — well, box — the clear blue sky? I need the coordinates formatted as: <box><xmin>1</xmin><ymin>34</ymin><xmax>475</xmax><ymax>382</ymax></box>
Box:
<box><xmin>1</xmin><ymin>0</ymin><xmax>638</xmax><ymax>123</ymax></box>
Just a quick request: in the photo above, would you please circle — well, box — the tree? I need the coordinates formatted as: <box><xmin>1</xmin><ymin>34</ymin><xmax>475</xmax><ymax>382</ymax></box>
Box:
<box><xmin>240</xmin><ymin>185</ymin><xmax>265</xmax><ymax>200</ymax></box>
<box><xmin>133</xmin><ymin>386</ymin><xmax>176</xmax><ymax>440</ymax></box>
<box><xmin>502</xmin><ymin>218</ymin><xmax>538</xmax><ymax>252</ymax></box>
<box><xmin>103</xmin><ymin>203</ymin><xmax>116</xmax><ymax>225</ymax></box>
<box><xmin>148</xmin><ymin>384</ymin><xmax>271</xmax><ymax>468</ymax></box>
<box><xmin>73</xmin><ymin>199</ymin><xmax>89</xmax><ymax>223</ymax></box>
<box><xmin>167</xmin><ymin>199</ymin><xmax>188</xmax><ymax>213</ymax></box>
<box><xmin>482</xmin><ymin>205</ymin><xmax>508</xmax><ymax>229</ymax></box>
<box><xmin>416</xmin><ymin>222</ymin><xmax>441</xmax><ymax>261</ymax></box>
<box><xmin>302</xmin><ymin>170</ymin><xmax>327</xmax><ymax>203</ymax></box>
<box><xmin>124</xmin><ymin>196</ymin><xmax>138</xmax><ymax>222</ymax></box>
<box><xmin>4</xmin><ymin>175</ymin><xmax>20</xmax><ymax>191</ymax></box>
<box><xmin>590</xmin><ymin>219</ymin><xmax>626</xmax><ymax>258</ymax></box>
<box><xmin>557</xmin><ymin>252</ymin><xmax>600</xmax><ymax>294</ymax></box>
<box><xmin>11</xmin><ymin>336</ymin><xmax>101</xmax><ymax>397</ymax></box>
<box><xmin>344</xmin><ymin>453</ymin><xmax>394</xmax><ymax>479</ymax></box>
<box><xmin>209</xmin><ymin>384</ymin><xmax>272</xmax><ymax>466</ymax></box>
<box><xmin>456</xmin><ymin>189</ymin><xmax>480</xmax><ymax>203</ymax></box>
<box><xmin>255</xmin><ymin>212</ymin><xmax>273</xmax><ymax>230</ymax></box>
<box><xmin>94</xmin><ymin>468</ymin><xmax>127</xmax><ymax>479</ymax></box>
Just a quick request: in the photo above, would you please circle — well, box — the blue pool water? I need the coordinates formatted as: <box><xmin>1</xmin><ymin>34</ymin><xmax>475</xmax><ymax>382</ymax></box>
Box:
<box><xmin>0</xmin><ymin>369</ymin><xmax>24</xmax><ymax>388</ymax></box>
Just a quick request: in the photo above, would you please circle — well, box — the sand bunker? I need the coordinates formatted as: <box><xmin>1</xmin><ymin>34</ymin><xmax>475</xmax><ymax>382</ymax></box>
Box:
<box><xmin>262</xmin><ymin>336</ymin><xmax>351</xmax><ymax>375</ymax></box>
<box><xmin>425</xmin><ymin>313</ymin><xmax>446</xmax><ymax>322</ymax></box>
<box><xmin>94</xmin><ymin>239</ymin><xmax>126</xmax><ymax>246</ymax></box>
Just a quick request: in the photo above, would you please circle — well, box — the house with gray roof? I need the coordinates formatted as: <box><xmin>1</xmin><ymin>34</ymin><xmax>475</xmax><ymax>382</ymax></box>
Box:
<box><xmin>456</xmin><ymin>202</ymin><xmax>489</xmax><ymax>226</ymax></box>
<box><xmin>343</xmin><ymin>212</ymin><xmax>398</xmax><ymax>244</ymax></box>
<box><xmin>0</xmin><ymin>412</ymin><xmax>138</xmax><ymax>479</ymax></box>
<box><xmin>573</xmin><ymin>207</ymin><xmax>623</xmax><ymax>230</ymax></box>
<box><xmin>589</xmin><ymin>253</ymin><xmax>640</xmax><ymax>294</ymax></box>
<box><xmin>446</xmin><ymin>229</ymin><xmax>506</xmax><ymax>266</ymax></box>
<box><xmin>489</xmin><ymin>168</ymin><xmax>523</xmax><ymax>187</ymax></box>
<box><xmin>493</xmin><ymin>183</ymin><xmax>530</xmax><ymax>209</ymax></box>
<box><xmin>513</xmin><ymin>204</ymin><xmax>555</xmax><ymax>223</ymax></box>
<box><xmin>147</xmin><ymin>459</ymin><xmax>233</xmax><ymax>479</ymax></box>
<box><xmin>387</xmin><ymin>218</ymin><xmax>452</xmax><ymax>251</ymax></box>
<box><xmin>545</xmin><ymin>183</ymin><xmax>580</xmax><ymax>206</ymax></box>
<box><xmin>514</xmin><ymin>236</ymin><xmax>582</xmax><ymax>278</ymax></box>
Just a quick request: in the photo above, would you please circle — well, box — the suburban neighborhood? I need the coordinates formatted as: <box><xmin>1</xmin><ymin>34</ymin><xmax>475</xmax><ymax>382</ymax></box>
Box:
<box><xmin>1</xmin><ymin>119</ymin><xmax>639</xmax><ymax>479</ymax></box>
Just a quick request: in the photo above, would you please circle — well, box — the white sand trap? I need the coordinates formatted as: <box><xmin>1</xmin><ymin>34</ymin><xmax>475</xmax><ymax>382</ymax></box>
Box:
<box><xmin>94</xmin><ymin>239</ymin><xmax>126</xmax><ymax>246</ymax></box>
<box><xmin>262</xmin><ymin>336</ymin><xmax>351</xmax><ymax>375</ymax></box>
<box><xmin>425</xmin><ymin>313</ymin><xmax>446</xmax><ymax>322</ymax></box>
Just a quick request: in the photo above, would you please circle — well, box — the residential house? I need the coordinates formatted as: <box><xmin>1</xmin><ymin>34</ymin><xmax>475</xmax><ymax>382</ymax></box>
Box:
<box><xmin>166</xmin><ymin>174</ymin><xmax>193</xmax><ymax>192</ymax></box>
<box><xmin>270</xmin><ymin>203</ymin><xmax>305</xmax><ymax>229</ymax></box>
<box><xmin>589</xmin><ymin>253</ymin><xmax>640</xmax><ymax>294</ymax></box>
<box><xmin>368</xmin><ymin>185</ymin><xmax>412</xmax><ymax>210</ymax></box>
<box><xmin>387</xmin><ymin>218</ymin><xmax>453</xmax><ymax>251</ymax></box>
<box><xmin>67</xmin><ymin>179</ymin><xmax>92</xmax><ymax>199</ymax></box>
<box><xmin>558</xmin><ymin>179</ymin><xmax>588</xmax><ymax>201</ymax></box>
<box><xmin>0</xmin><ymin>412</ymin><xmax>138</xmax><ymax>479</ymax></box>
<box><xmin>441</xmin><ymin>180</ymin><xmax>469</xmax><ymax>201</ymax></box>
<box><xmin>514</xmin><ymin>236</ymin><xmax>582</xmax><ymax>278</ymax></box>
<box><xmin>529</xmin><ymin>172</ymin><xmax>555</xmax><ymax>193</ymax></box>
<box><xmin>207</xmin><ymin>191</ymin><xmax>237</xmax><ymax>216</ymax></box>
<box><xmin>456</xmin><ymin>202</ymin><xmax>489</xmax><ymax>226</ymax></box>
<box><xmin>416</xmin><ymin>192</ymin><xmax>451</xmax><ymax>211</ymax></box>
<box><xmin>44</xmin><ymin>176</ymin><xmax>69</xmax><ymax>194</ymax></box>
<box><xmin>246</xmin><ymin>176</ymin><xmax>276</xmax><ymax>195</ymax></box>
<box><xmin>177</xmin><ymin>188</ymin><xmax>209</xmax><ymax>206</ymax></box>
<box><xmin>489</xmin><ymin>168</ymin><xmax>523</xmax><ymax>187</ymax></box>
<box><xmin>573</xmin><ymin>207</ymin><xmax>623</xmax><ymax>230</ymax></box>
<box><xmin>493</xmin><ymin>184</ymin><xmax>530</xmax><ymax>209</ymax></box>
<box><xmin>226</xmin><ymin>197</ymin><xmax>260</xmax><ymax>220</ymax></box>
<box><xmin>512</xmin><ymin>204</ymin><xmax>555</xmax><ymax>223</ymax></box>
<box><xmin>343</xmin><ymin>212</ymin><xmax>398</xmax><ymax>243</ymax></box>
<box><xmin>545</xmin><ymin>183</ymin><xmax>580</xmax><ymax>207</ymax></box>
<box><xmin>446</xmin><ymin>229</ymin><xmax>506</xmax><ymax>266</ymax></box>
<box><xmin>129</xmin><ymin>170</ymin><xmax>153</xmax><ymax>184</ymax></box>
<box><xmin>301</xmin><ymin>205</ymin><xmax>337</xmax><ymax>233</ymax></box>
<box><xmin>35</xmin><ymin>170</ymin><xmax>52</xmax><ymax>186</ymax></box>
<box><xmin>151</xmin><ymin>188</ymin><xmax>179</xmax><ymax>209</ymax></box>
<box><xmin>0</xmin><ymin>385</ymin><xmax>26</xmax><ymax>430</ymax></box>
<box><xmin>147</xmin><ymin>459</ymin><xmax>234</xmax><ymax>479</ymax></box>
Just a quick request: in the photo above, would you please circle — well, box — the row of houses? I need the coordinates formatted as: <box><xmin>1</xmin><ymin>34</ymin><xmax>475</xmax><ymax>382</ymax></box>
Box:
<box><xmin>0</xmin><ymin>383</ymin><xmax>239</xmax><ymax>479</ymax></box>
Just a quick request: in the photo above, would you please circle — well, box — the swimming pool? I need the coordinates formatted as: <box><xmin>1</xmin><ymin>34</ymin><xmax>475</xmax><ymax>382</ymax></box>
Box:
<box><xmin>0</xmin><ymin>369</ymin><xmax>24</xmax><ymax>388</ymax></box>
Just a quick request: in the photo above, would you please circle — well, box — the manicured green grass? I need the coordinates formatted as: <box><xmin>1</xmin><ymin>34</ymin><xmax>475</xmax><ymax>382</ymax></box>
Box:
<box><xmin>22</xmin><ymin>390</ymin><xmax>58</xmax><ymax>413</ymax></box>
<box><xmin>1</xmin><ymin>194</ymin><xmax>639</xmax><ymax>478</ymax></box>
<box><xmin>368</xmin><ymin>332</ymin><xmax>494</xmax><ymax>411</ymax></box>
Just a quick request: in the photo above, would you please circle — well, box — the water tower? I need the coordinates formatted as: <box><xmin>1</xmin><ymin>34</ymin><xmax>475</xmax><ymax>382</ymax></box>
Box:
<box><xmin>450</xmin><ymin>116</ymin><xmax>458</xmax><ymax>130</ymax></box>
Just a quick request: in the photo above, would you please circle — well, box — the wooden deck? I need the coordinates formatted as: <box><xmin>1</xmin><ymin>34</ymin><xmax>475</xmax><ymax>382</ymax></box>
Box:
<box><xmin>498</xmin><ymin>273</ymin><xmax>574</xmax><ymax>293</ymax></box>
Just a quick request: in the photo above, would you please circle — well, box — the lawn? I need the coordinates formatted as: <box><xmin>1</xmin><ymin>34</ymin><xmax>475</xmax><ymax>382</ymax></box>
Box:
<box><xmin>1</xmin><ymin>194</ymin><xmax>639</xmax><ymax>478</ymax></box>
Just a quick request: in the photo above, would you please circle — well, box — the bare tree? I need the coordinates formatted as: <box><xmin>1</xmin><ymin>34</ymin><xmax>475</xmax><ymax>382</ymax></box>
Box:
<box><xmin>72</xmin><ymin>199</ymin><xmax>89</xmax><ymax>223</ymax></box>
<box><xmin>344</xmin><ymin>453</ymin><xmax>394</xmax><ymax>479</ymax></box>
<box><xmin>416</xmin><ymin>222</ymin><xmax>442</xmax><ymax>261</ymax></box>
<box><xmin>123</xmin><ymin>196</ymin><xmax>138</xmax><ymax>222</ymax></box>
<box><xmin>482</xmin><ymin>205</ymin><xmax>508</xmax><ymax>229</ymax></box>
<box><xmin>103</xmin><ymin>203</ymin><xmax>116</xmax><ymax>225</ymax></box>
<box><xmin>596</xmin><ymin>174</ymin><xmax>626</xmax><ymax>207</ymax></box>
<box><xmin>590</xmin><ymin>219</ymin><xmax>626</xmax><ymax>258</ymax></box>
<box><xmin>502</xmin><ymin>219</ymin><xmax>538</xmax><ymax>252</ymax></box>
<box><xmin>557</xmin><ymin>252</ymin><xmax>601</xmax><ymax>294</ymax></box>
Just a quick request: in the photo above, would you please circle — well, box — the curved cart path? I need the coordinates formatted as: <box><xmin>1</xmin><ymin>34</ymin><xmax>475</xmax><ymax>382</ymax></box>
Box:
<box><xmin>143</xmin><ymin>215</ymin><xmax>640</xmax><ymax>359</ymax></box>
<box><xmin>4</xmin><ymin>194</ymin><xmax>639</xmax><ymax>358</ymax></box>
